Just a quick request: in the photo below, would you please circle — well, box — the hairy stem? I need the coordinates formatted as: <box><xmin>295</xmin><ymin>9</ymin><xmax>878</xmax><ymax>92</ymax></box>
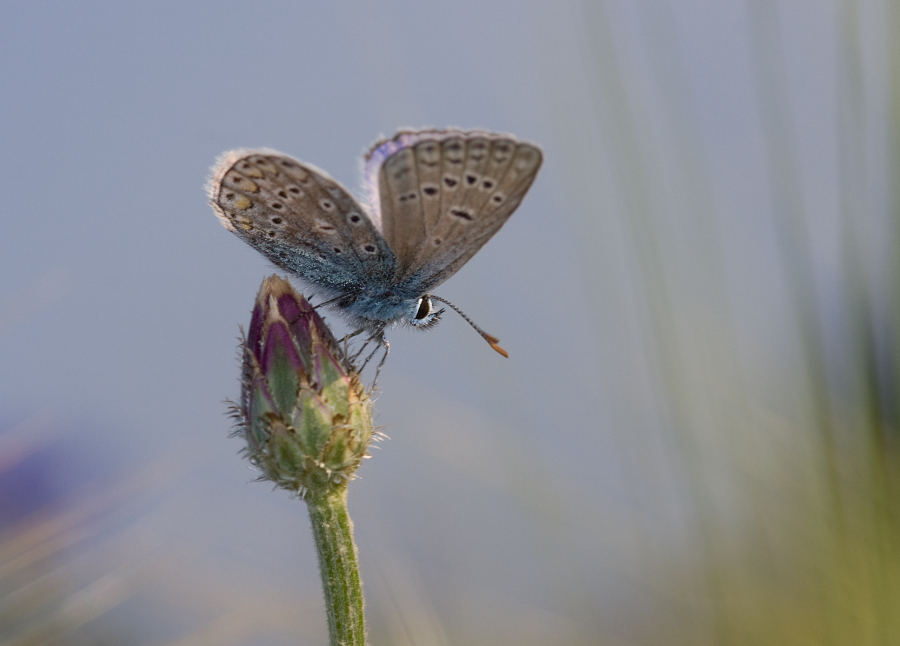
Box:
<box><xmin>307</xmin><ymin>488</ymin><xmax>366</xmax><ymax>646</ymax></box>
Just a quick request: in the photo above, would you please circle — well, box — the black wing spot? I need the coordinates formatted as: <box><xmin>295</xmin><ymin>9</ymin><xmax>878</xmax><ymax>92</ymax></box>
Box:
<box><xmin>289</xmin><ymin>186</ymin><xmax>301</xmax><ymax>194</ymax></box>
<box><xmin>320</xmin><ymin>200</ymin><xmax>334</xmax><ymax>210</ymax></box>
<box><xmin>450</xmin><ymin>208</ymin><xmax>473</xmax><ymax>221</ymax></box>
<box><xmin>349</xmin><ymin>214</ymin><xmax>362</xmax><ymax>223</ymax></box>
<box><xmin>271</xmin><ymin>203</ymin><xmax>283</xmax><ymax>209</ymax></box>
<box><xmin>492</xmin><ymin>194</ymin><xmax>504</xmax><ymax>204</ymax></box>
<box><xmin>433</xmin><ymin>238</ymin><xmax>442</xmax><ymax>245</ymax></box>
<box><xmin>241</xmin><ymin>162</ymin><xmax>251</xmax><ymax>169</ymax></box>
<box><xmin>482</xmin><ymin>180</ymin><xmax>494</xmax><ymax>189</ymax></box>
<box><xmin>267</xmin><ymin>230</ymin><xmax>277</xmax><ymax>237</ymax></box>
<box><xmin>278</xmin><ymin>190</ymin><xmax>288</xmax><ymax>198</ymax></box>
<box><xmin>443</xmin><ymin>176</ymin><xmax>459</xmax><ymax>188</ymax></box>
<box><xmin>272</xmin><ymin>217</ymin><xmax>282</xmax><ymax>224</ymax></box>
<box><xmin>466</xmin><ymin>174</ymin><xmax>478</xmax><ymax>185</ymax></box>
<box><xmin>423</xmin><ymin>185</ymin><xmax>438</xmax><ymax>196</ymax></box>
<box><xmin>225</xmin><ymin>192</ymin><xmax>235</xmax><ymax>200</ymax></box>
<box><xmin>363</xmin><ymin>244</ymin><xmax>376</xmax><ymax>253</ymax></box>
<box><xmin>280</xmin><ymin>160</ymin><xmax>295</xmax><ymax>168</ymax></box>
<box><xmin>333</xmin><ymin>247</ymin><xmax>342</xmax><ymax>254</ymax></box>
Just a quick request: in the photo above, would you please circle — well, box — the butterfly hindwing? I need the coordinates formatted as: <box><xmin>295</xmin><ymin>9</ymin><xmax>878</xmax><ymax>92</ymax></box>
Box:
<box><xmin>209</xmin><ymin>149</ymin><xmax>396</xmax><ymax>294</ymax></box>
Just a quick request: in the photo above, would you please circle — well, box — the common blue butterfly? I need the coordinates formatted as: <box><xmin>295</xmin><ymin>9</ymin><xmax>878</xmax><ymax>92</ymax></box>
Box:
<box><xmin>208</xmin><ymin>130</ymin><xmax>542</xmax><ymax>357</ymax></box>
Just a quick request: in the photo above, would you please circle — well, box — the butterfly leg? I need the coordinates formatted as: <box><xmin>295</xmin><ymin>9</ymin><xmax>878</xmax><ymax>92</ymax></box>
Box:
<box><xmin>350</xmin><ymin>328</ymin><xmax>376</xmax><ymax>363</ymax></box>
<box><xmin>342</xmin><ymin>328</ymin><xmax>365</xmax><ymax>342</ymax></box>
<box><xmin>313</xmin><ymin>293</ymin><xmax>349</xmax><ymax>311</ymax></box>
<box><xmin>355</xmin><ymin>325</ymin><xmax>389</xmax><ymax>387</ymax></box>
<box><xmin>342</xmin><ymin>328</ymin><xmax>365</xmax><ymax>359</ymax></box>
<box><xmin>356</xmin><ymin>325</ymin><xmax>386</xmax><ymax>369</ymax></box>
<box><xmin>371</xmin><ymin>335</ymin><xmax>390</xmax><ymax>388</ymax></box>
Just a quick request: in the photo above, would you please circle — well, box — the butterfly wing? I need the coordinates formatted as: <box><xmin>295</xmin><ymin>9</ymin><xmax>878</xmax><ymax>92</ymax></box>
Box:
<box><xmin>364</xmin><ymin>131</ymin><xmax>542</xmax><ymax>295</ymax></box>
<box><xmin>208</xmin><ymin>149</ymin><xmax>396</xmax><ymax>296</ymax></box>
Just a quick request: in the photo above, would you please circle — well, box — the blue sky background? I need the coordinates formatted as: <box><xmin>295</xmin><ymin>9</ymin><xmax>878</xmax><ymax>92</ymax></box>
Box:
<box><xmin>2</xmin><ymin>1</ymin><xmax>896</xmax><ymax>644</ymax></box>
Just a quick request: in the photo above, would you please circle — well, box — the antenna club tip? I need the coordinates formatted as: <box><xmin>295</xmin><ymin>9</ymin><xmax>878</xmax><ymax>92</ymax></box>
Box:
<box><xmin>482</xmin><ymin>333</ymin><xmax>509</xmax><ymax>358</ymax></box>
<box><xmin>491</xmin><ymin>343</ymin><xmax>510</xmax><ymax>358</ymax></box>
<box><xmin>431</xmin><ymin>295</ymin><xmax>509</xmax><ymax>357</ymax></box>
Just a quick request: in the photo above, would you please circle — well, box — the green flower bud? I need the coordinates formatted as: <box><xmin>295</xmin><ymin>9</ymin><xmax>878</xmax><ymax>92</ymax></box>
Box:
<box><xmin>231</xmin><ymin>275</ymin><xmax>374</xmax><ymax>498</ymax></box>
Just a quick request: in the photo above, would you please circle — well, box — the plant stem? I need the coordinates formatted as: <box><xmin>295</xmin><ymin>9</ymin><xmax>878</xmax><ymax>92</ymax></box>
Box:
<box><xmin>306</xmin><ymin>487</ymin><xmax>366</xmax><ymax>646</ymax></box>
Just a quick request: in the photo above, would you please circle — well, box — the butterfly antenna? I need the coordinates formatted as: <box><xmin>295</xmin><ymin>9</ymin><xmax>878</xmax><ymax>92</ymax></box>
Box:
<box><xmin>429</xmin><ymin>295</ymin><xmax>509</xmax><ymax>358</ymax></box>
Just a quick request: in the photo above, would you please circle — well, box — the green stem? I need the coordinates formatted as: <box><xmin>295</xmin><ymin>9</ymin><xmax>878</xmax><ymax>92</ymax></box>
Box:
<box><xmin>306</xmin><ymin>487</ymin><xmax>366</xmax><ymax>646</ymax></box>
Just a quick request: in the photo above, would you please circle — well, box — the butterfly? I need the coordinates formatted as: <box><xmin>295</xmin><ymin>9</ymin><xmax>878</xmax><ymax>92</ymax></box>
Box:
<box><xmin>207</xmin><ymin>129</ymin><xmax>542</xmax><ymax>358</ymax></box>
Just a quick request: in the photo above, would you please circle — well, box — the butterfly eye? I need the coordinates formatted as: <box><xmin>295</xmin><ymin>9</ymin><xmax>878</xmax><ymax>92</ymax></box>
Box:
<box><xmin>414</xmin><ymin>297</ymin><xmax>432</xmax><ymax>320</ymax></box>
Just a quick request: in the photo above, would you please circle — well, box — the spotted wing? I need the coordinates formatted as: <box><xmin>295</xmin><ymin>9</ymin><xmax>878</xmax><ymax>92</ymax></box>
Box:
<box><xmin>364</xmin><ymin>131</ymin><xmax>542</xmax><ymax>294</ymax></box>
<box><xmin>208</xmin><ymin>149</ymin><xmax>395</xmax><ymax>295</ymax></box>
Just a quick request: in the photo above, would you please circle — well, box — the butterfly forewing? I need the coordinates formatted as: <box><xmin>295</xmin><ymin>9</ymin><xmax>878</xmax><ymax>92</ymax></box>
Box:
<box><xmin>415</xmin><ymin>140</ymin><xmax>541</xmax><ymax>291</ymax></box>
<box><xmin>379</xmin><ymin>147</ymin><xmax>427</xmax><ymax>275</ymax></box>
<box><xmin>209</xmin><ymin>149</ymin><xmax>395</xmax><ymax>294</ymax></box>
<box><xmin>373</xmin><ymin>133</ymin><xmax>542</xmax><ymax>292</ymax></box>
<box><xmin>412</xmin><ymin>138</ymin><xmax>444</xmax><ymax>233</ymax></box>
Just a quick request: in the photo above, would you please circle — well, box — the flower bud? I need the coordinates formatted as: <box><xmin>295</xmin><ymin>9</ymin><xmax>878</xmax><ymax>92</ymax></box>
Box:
<box><xmin>232</xmin><ymin>275</ymin><xmax>374</xmax><ymax>498</ymax></box>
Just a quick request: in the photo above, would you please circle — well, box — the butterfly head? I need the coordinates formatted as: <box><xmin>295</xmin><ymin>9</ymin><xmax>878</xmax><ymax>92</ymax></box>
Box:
<box><xmin>406</xmin><ymin>295</ymin><xmax>444</xmax><ymax>330</ymax></box>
